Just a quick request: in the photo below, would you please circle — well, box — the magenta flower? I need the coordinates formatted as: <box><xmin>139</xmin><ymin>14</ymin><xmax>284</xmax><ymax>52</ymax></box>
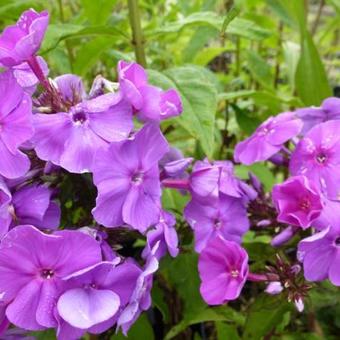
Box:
<box><xmin>0</xmin><ymin>71</ymin><xmax>33</xmax><ymax>179</ymax></box>
<box><xmin>296</xmin><ymin>97</ymin><xmax>340</xmax><ymax>134</ymax></box>
<box><xmin>142</xmin><ymin>210</ymin><xmax>179</xmax><ymax>260</ymax></box>
<box><xmin>0</xmin><ymin>225</ymin><xmax>102</xmax><ymax>330</ymax></box>
<box><xmin>0</xmin><ymin>179</ymin><xmax>60</xmax><ymax>236</ymax></box>
<box><xmin>0</xmin><ymin>9</ymin><xmax>49</xmax><ymax>67</ymax></box>
<box><xmin>185</xmin><ymin>194</ymin><xmax>249</xmax><ymax>252</ymax></box>
<box><xmin>298</xmin><ymin>226</ymin><xmax>340</xmax><ymax>285</ymax></box>
<box><xmin>290</xmin><ymin>120</ymin><xmax>340</xmax><ymax>200</ymax></box>
<box><xmin>198</xmin><ymin>236</ymin><xmax>249</xmax><ymax>305</ymax></box>
<box><xmin>189</xmin><ymin>159</ymin><xmax>256</xmax><ymax>203</ymax></box>
<box><xmin>234</xmin><ymin>112</ymin><xmax>303</xmax><ymax>165</ymax></box>
<box><xmin>272</xmin><ymin>176</ymin><xmax>323</xmax><ymax>229</ymax></box>
<box><xmin>92</xmin><ymin>124</ymin><xmax>169</xmax><ymax>232</ymax></box>
<box><xmin>117</xmin><ymin>60</ymin><xmax>182</xmax><ymax>122</ymax></box>
<box><xmin>33</xmin><ymin>74</ymin><xmax>133</xmax><ymax>173</ymax></box>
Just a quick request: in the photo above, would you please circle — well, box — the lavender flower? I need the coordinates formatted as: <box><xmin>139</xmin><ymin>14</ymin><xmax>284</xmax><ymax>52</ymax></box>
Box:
<box><xmin>272</xmin><ymin>176</ymin><xmax>323</xmax><ymax>229</ymax></box>
<box><xmin>142</xmin><ymin>210</ymin><xmax>179</xmax><ymax>260</ymax></box>
<box><xmin>290</xmin><ymin>120</ymin><xmax>340</xmax><ymax>200</ymax></box>
<box><xmin>234</xmin><ymin>112</ymin><xmax>302</xmax><ymax>165</ymax></box>
<box><xmin>33</xmin><ymin>74</ymin><xmax>133</xmax><ymax>173</ymax></box>
<box><xmin>0</xmin><ymin>225</ymin><xmax>102</xmax><ymax>330</ymax></box>
<box><xmin>117</xmin><ymin>251</ymin><xmax>159</xmax><ymax>334</ymax></box>
<box><xmin>185</xmin><ymin>194</ymin><xmax>249</xmax><ymax>252</ymax></box>
<box><xmin>298</xmin><ymin>226</ymin><xmax>340</xmax><ymax>285</ymax></box>
<box><xmin>0</xmin><ymin>179</ymin><xmax>60</xmax><ymax>236</ymax></box>
<box><xmin>117</xmin><ymin>60</ymin><xmax>182</xmax><ymax>122</ymax></box>
<box><xmin>92</xmin><ymin>124</ymin><xmax>169</xmax><ymax>232</ymax></box>
<box><xmin>296</xmin><ymin>97</ymin><xmax>340</xmax><ymax>134</ymax></box>
<box><xmin>0</xmin><ymin>9</ymin><xmax>49</xmax><ymax>67</ymax></box>
<box><xmin>189</xmin><ymin>159</ymin><xmax>256</xmax><ymax>203</ymax></box>
<box><xmin>198</xmin><ymin>236</ymin><xmax>249</xmax><ymax>305</ymax></box>
<box><xmin>0</xmin><ymin>71</ymin><xmax>33</xmax><ymax>179</ymax></box>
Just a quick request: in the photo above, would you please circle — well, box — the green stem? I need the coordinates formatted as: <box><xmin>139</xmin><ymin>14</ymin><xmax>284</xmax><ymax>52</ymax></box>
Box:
<box><xmin>127</xmin><ymin>0</ymin><xmax>147</xmax><ymax>67</ymax></box>
<box><xmin>57</xmin><ymin>0</ymin><xmax>74</xmax><ymax>72</ymax></box>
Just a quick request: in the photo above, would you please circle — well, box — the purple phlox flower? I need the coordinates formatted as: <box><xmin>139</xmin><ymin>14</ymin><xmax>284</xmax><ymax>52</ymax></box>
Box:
<box><xmin>234</xmin><ymin>112</ymin><xmax>303</xmax><ymax>165</ymax></box>
<box><xmin>271</xmin><ymin>225</ymin><xmax>298</xmax><ymax>247</ymax></box>
<box><xmin>198</xmin><ymin>235</ymin><xmax>249</xmax><ymax>305</ymax></box>
<box><xmin>0</xmin><ymin>180</ymin><xmax>60</xmax><ymax>236</ymax></box>
<box><xmin>1</xmin><ymin>56</ymin><xmax>49</xmax><ymax>94</ymax></box>
<box><xmin>272</xmin><ymin>176</ymin><xmax>323</xmax><ymax>229</ymax></box>
<box><xmin>33</xmin><ymin>74</ymin><xmax>133</xmax><ymax>173</ymax></box>
<box><xmin>0</xmin><ymin>225</ymin><xmax>102</xmax><ymax>330</ymax></box>
<box><xmin>78</xmin><ymin>227</ymin><xmax>117</xmax><ymax>261</ymax></box>
<box><xmin>265</xmin><ymin>281</ymin><xmax>283</xmax><ymax>295</ymax></box>
<box><xmin>55</xmin><ymin>259</ymin><xmax>141</xmax><ymax>340</ymax></box>
<box><xmin>313</xmin><ymin>198</ymin><xmax>340</xmax><ymax>231</ymax></box>
<box><xmin>117</xmin><ymin>60</ymin><xmax>182</xmax><ymax>122</ymax></box>
<box><xmin>117</xmin><ymin>247</ymin><xmax>159</xmax><ymax>335</ymax></box>
<box><xmin>296</xmin><ymin>97</ymin><xmax>340</xmax><ymax>134</ymax></box>
<box><xmin>0</xmin><ymin>9</ymin><xmax>49</xmax><ymax>67</ymax></box>
<box><xmin>88</xmin><ymin>75</ymin><xmax>119</xmax><ymax>99</ymax></box>
<box><xmin>290</xmin><ymin>120</ymin><xmax>340</xmax><ymax>200</ymax></box>
<box><xmin>92</xmin><ymin>123</ymin><xmax>169</xmax><ymax>232</ymax></box>
<box><xmin>184</xmin><ymin>193</ymin><xmax>249</xmax><ymax>253</ymax></box>
<box><xmin>189</xmin><ymin>159</ymin><xmax>257</xmax><ymax>203</ymax></box>
<box><xmin>142</xmin><ymin>210</ymin><xmax>179</xmax><ymax>260</ymax></box>
<box><xmin>159</xmin><ymin>147</ymin><xmax>193</xmax><ymax>180</ymax></box>
<box><xmin>298</xmin><ymin>225</ymin><xmax>340</xmax><ymax>285</ymax></box>
<box><xmin>0</xmin><ymin>71</ymin><xmax>33</xmax><ymax>179</ymax></box>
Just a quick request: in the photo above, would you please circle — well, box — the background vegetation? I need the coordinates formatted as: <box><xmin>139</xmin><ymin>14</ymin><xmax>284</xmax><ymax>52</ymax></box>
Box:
<box><xmin>1</xmin><ymin>0</ymin><xmax>339</xmax><ymax>339</ymax></box>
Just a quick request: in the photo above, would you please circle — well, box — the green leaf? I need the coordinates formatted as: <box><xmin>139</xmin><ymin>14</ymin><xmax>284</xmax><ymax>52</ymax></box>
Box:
<box><xmin>218</xmin><ymin>90</ymin><xmax>257</xmax><ymax>101</ymax></box>
<box><xmin>148</xmin><ymin>66</ymin><xmax>217</xmax><ymax>158</ymax></box>
<box><xmin>150</xmin><ymin>12</ymin><xmax>271</xmax><ymax>41</ymax></box>
<box><xmin>41</xmin><ymin>24</ymin><xmax>128</xmax><ymax>54</ymax></box>
<box><xmin>73</xmin><ymin>36</ymin><xmax>112</xmax><ymax>76</ymax></box>
<box><xmin>193</xmin><ymin>46</ymin><xmax>229</xmax><ymax>66</ymax></box>
<box><xmin>246</xmin><ymin>50</ymin><xmax>274</xmax><ymax>91</ymax></box>
<box><xmin>81</xmin><ymin>0</ymin><xmax>117</xmax><ymax>25</ymax></box>
<box><xmin>221</xmin><ymin>4</ymin><xmax>241</xmax><ymax>35</ymax></box>
<box><xmin>282</xmin><ymin>41</ymin><xmax>300</xmax><ymax>92</ymax></box>
<box><xmin>244</xmin><ymin>295</ymin><xmax>292</xmax><ymax>339</ymax></box>
<box><xmin>165</xmin><ymin>307</ymin><xmax>244</xmax><ymax>340</ymax></box>
<box><xmin>111</xmin><ymin>314</ymin><xmax>154</xmax><ymax>340</ymax></box>
<box><xmin>295</xmin><ymin>31</ymin><xmax>332</xmax><ymax>105</ymax></box>
<box><xmin>216</xmin><ymin>322</ymin><xmax>241</xmax><ymax>340</ymax></box>
<box><xmin>231</xmin><ymin>104</ymin><xmax>261</xmax><ymax>135</ymax></box>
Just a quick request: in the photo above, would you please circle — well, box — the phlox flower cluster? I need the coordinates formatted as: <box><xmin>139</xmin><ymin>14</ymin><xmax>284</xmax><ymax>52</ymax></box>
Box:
<box><xmin>0</xmin><ymin>7</ymin><xmax>339</xmax><ymax>339</ymax></box>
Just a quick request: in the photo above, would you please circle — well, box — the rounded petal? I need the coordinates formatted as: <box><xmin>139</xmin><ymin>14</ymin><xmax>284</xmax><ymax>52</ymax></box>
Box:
<box><xmin>57</xmin><ymin>288</ymin><xmax>120</xmax><ymax>329</ymax></box>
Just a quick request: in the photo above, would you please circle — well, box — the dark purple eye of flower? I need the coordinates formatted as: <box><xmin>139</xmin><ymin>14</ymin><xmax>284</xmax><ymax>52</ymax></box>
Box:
<box><xmin>72</xmin><ymin>111</ymin><xmax>88</xmax><ymax>125</ymax></box>
<box><xmin>316</xmin><ymin>152</ymin><xmax>327</xmax><ymax>164</ymax></box>
<box><xmin>131</xmin><ymin>172</ymin><xmax>144</xmax><ymax>185</ymax></box>
<box><xmin>214</xmin><ymin>219</ymin><xmax>222</xmax><ymax>229</ymax></box>
<box><xmin>335</xmin><ymin>237</ymin><xmax>340</xmax><ymax>246</ymax></box>
<box><xmin>40</xmin><ymin>269</ymin><xmax>54</xmax><ymax>279</ymax></box>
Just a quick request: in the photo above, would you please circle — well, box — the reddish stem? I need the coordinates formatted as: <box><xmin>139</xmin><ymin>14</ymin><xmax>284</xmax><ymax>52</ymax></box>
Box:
<box><xmin>27</xmin><ymin>55</ymin><xmax>52</xmax><ymax>93</ymax></box>
<box><xmin>161</xmin><ymin>178</ymin><xmax>190</xmax><ymax>191</ymax></box>
<box><xmin>248</xmin><ymin>272</ymin><xmax>280</xmax><ymax>282</ymax></box>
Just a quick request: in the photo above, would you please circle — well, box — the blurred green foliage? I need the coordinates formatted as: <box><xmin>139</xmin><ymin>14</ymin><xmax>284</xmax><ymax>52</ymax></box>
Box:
<box><xmin>1</xmin><ymin>0</ymin><xmax>339</xmax><ymax>338</ymax></box>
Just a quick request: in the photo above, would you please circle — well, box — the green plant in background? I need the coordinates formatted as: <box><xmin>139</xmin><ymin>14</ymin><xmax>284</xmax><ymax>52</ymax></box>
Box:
<box><xmin>0</xmin><ymin>0</ymin><xmax>339</xmax><ymax>339</ymax></box>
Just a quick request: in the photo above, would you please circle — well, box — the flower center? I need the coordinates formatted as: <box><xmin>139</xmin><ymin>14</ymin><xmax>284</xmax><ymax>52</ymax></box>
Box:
<box><xmin>214</xmin><ymin>219</ymin><xmax>222</xmax><ymax>229</ymax></box>
<box><xmin>335</xmin><ymin>237</ymin><xmax>340</xmax><ymax>246</ymax></box>
<box><xmin>231</xmin><ymin>270</ymin><xmax>239</xmax><ymax>278</ymax></box>
<box><xmin>131</xmin><ymin>172</ymin><xmax>144</xmax><ymax>185</ymax></box>
<box><xmin>300</xmin><ymin>198</ymin><xmax>311</xmax><ymax>211</ymax></box>
<box><xmin>72</xmin><ymin>111</ymin><xmax>88</xmax><ymax>125</ymax></box>
<box><xmin>316</xmin><ymin>152</ymin><xmax>327</xmax><ymax>164</ymax></box>
<box><xmin>41</xmin><ymin>269</ymin><xmax>54</xmax><ymax>279</ymax></box>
